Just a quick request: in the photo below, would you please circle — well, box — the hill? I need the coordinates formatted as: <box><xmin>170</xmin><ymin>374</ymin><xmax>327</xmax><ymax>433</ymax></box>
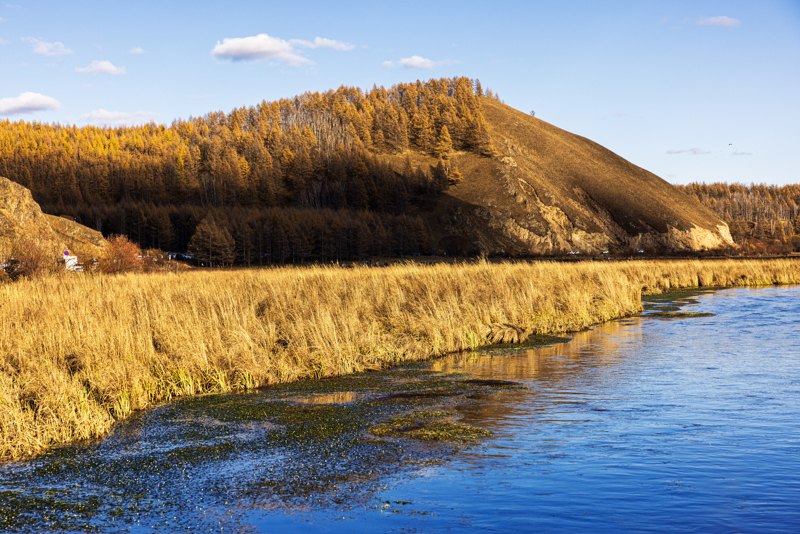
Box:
<box><xmin>379</xmin><ymin>98</ymin><xmax>732</xmax><ymax>254</ymax></box>
<box><xmin>0</xmin><ymin>77</ymin><xmax>732</xmax><ymax>260</ymax></box>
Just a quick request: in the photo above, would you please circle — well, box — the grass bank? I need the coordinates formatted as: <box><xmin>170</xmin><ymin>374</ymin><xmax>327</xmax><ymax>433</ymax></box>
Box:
<box><xmin>2</xmin><ymin>258</ymin><xmax>799</xmax><ymax>460</ymax></box>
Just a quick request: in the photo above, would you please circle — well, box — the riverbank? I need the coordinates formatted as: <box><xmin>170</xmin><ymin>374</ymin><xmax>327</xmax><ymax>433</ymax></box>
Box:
<box><xmin>2</xmin><ymin>258</ymin><xmax>799</xmax><ymax>460</ymax></box>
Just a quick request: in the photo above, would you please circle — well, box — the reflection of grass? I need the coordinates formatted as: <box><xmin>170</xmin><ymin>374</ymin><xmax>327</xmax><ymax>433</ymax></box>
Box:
<box><xmin>478</xmin><ymin>335</ymin><xmax>571</xmax><ymax>352</ymax></box>
<box><xmin>3</xmin><ymin>258</ymin><xmax>800</xmax><ymax>460</ymax></box>
<box><xmin>642</xmin><ymin>288</ymin><xmax>714</xmax><ymax>302</ymax></box>
<box><xmin>642</xmin><ymin>304</ymin><xmax>681</xmax><ymax>311</ymax></box>
<box><xmin>369</xmin><ymin>410</ymin><xmax>492</xmax><ymax>443</ymax></box>
<box><xmin>642</xmin><ymin>288</ymin><xmax>717</xmax><ymax>318</ymax></box>
<box><xmin>645</xmin><ymin>312</ymin><xmax>715</xmax><ymax>319</ymax></box>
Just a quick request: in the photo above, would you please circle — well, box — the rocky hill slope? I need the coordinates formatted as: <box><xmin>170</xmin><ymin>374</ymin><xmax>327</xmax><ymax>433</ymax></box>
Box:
<box><xmin>394</xmin><ymin>98</ymin><xmax>733</xmax><ymax>254</ymax></box>
<box><xmin>0</xmin><ymin>176</ymin><xmax>106</xmax><ymax>258</ymax></box>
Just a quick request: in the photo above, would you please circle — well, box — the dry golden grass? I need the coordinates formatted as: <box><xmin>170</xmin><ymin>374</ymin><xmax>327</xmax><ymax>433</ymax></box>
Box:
<box><xmin>2</xmin><ymin>258</ymin><xmax>799</xmax><ymax>460</ymax></box>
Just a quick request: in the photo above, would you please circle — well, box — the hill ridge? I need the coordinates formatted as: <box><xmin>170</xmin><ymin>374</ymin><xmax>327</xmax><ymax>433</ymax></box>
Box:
<box><xmin>0</xmin><ymin>77</ymin><xmax>732</xmax><ymax>258</ymax></box>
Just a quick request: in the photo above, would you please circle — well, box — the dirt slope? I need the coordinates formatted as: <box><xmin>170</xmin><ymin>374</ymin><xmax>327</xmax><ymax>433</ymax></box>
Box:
<box><xmin>393</xmin><ymin>98</ymin><xmax>733</xmax><ymax>254</ymax></box>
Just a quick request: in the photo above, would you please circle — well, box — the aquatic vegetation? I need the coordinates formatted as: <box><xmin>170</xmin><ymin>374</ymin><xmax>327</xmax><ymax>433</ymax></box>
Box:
<box><xmin>369</xmin><ymin>410</ymin><xmax>493</xmax><ymax>443</ymax></box>
<box><xmin>0</xmin><ymin>359</ymin><xmax>522</xmax><ymax>531</ymax></box>
<box><xmin>1</xmin><ymin>258</ymin><xmax>800</xmax><ymax>460</ymax></box>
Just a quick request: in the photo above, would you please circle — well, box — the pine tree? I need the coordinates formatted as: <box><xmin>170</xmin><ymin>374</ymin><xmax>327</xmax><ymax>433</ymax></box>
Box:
<box><xmin>430</xmin><ymin>159</ymin><xmax>449</xmax><ymax>194</ymax></box>
<box><xmin>188</xmin><ymin>215</ymin><xmax>235</xmax><ymax>266</ymax></box>
<box><xmin>373</xmin><ymin>128</ymin><xmax>386</xmax><ymax>152</ymax></box>
<box><xmin>449</xmin><ymin>165</ymin><xmax>463</xmax><ymax>185</ymax></box>
<box><xmin>434</xmin><ymin>126</ymin><xmax>453</xmax><ymax>159</ymax></box>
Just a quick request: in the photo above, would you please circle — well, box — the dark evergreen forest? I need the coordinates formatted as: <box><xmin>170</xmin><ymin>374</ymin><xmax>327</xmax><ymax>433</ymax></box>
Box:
<box><xmin>0</xmin><ymin>77</ymin><xmax>500</xmax><ymax>263</ymax></box>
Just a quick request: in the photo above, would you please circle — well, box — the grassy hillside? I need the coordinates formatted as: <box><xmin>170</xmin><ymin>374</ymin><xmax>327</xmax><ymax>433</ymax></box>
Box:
<box><xmin>378</xmin><ymin>97</ymin><xmax>732</xmax><ymax>254</ymax></box>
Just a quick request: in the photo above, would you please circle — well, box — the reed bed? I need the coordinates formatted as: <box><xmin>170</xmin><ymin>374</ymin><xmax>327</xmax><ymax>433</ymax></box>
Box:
<box><xmin>1</xmin><ymin>258</ymin><xmax>799</xmax><ymax>460</ymax></box>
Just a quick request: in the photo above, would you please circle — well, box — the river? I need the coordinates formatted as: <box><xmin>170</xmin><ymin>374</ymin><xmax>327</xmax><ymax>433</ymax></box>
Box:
<box><xmin>2</xmin><ymin>286</ymin><xmax>799</xmax><ymax>532</ymax></box>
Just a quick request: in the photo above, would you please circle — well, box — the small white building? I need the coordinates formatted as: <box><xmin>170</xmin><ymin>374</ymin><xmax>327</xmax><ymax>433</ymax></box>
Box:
<box><xmin>57</xmin><ymin>253</ymin><xmax>83</xmax><ymax>272</ymax></box>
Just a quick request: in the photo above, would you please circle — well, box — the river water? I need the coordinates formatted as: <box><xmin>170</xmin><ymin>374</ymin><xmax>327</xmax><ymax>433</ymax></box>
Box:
<box><xmin>2</xmin><ymin>286</ymin><xmax>799</xmax><ymax>532</ymax></box>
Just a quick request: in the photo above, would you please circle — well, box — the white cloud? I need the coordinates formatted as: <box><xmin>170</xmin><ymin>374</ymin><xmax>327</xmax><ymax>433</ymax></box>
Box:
<box><xmin>732</xmin><ymin>149</ymin><xmax>752</xmax><ymax>156</ymax></box>
<box><xmin>0</xmin><ymin>17</ymin><xmax>5</xmax><ymax>22</ymax></box>
<box><xmin>290</xmin><ymin>37</ymin><xmax>354</xmax><ymax>51</ymax></box>
<box><xmin>0</xmin><ymin>38</ymin><xmax>7</xmax><ymax>45</ymax></box>
<box><xmin>128</xmin><ymin>46</ymin><xmax>145</xmax><ymax>54</ymax></box>
<box><xmin>76</xmin><ymin>60</ymin><xmax>126</xmax><ymax>75</ymax></box>
<box><xmin>667</xmin><ymin>148</ymin><xmax>710</xmax><ymax>155</ymax></box>
<box><xmin>698</xmin><ymin>16</ymin><xmax>741</xmax><ymax>27</ymax></box>
<box><xmin>399</xmin><ymin>55</ymin><xmax>438</xmax><ymax>69</ymax></box>
<box><xmin>212</xmin><ymin>34</ymin><xmax>354</xmax><ymax>65</ymax></box>
<box><xmin>81</xmin><ymin>109</ymin><xmax>159</xmax><ymax>126</ymax></box>
<box><xmin>212</xmin><ymin>33</ymin><xmax>311</xmax><ymax>65</ymax></box>
<box><xmin>0</xmin><ymin>92</ymin><xmax>62</xmax><ymax>115</ymax></box>
<box><xmin>382</xmin><ymin>56</ymin><xmax>453</xmax><ymax>69</ymax></box>
<box><xmin>22</xmin><ymin>37</ymin><xmax>73</xmax><ymax>56</ymax></box>
<box><xmin>615</xmin><ymin>111</ymin><xmax>628</xmax><ymax>117</ymax></box>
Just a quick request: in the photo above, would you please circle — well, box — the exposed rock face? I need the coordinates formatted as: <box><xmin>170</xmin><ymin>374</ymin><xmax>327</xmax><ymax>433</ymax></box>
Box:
<box><xmin>419</xmin><ymin>99</ymin><xmax>734</xmax><ymax>254</ymax></box>
<box><xmin>0</xmin><ymin>176</ymin><xmax>106</xmax><ymax>257</ymax></box>
<box><xmin>44</xmin><ymin>214</ymin><xmax>107</xmax><ymax>257</ymax></box>
<box><xmin>0</xmin><ymin>176</ymin><xmax>60</xmax><ymax>247</ymax></box>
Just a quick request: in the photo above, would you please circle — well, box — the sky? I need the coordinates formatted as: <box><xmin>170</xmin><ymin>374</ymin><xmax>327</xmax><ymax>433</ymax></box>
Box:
<box><xmin>1</xmin><ymin>0</ymin><xmax>798</xmax><ymax>186</ymax></box>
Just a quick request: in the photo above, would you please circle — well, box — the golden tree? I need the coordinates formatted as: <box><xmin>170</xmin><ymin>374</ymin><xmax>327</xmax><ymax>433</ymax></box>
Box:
<box><xmin>434</xmin><ymin>126</ymin><xmax>453</xmax><ymax>159</ymax></box>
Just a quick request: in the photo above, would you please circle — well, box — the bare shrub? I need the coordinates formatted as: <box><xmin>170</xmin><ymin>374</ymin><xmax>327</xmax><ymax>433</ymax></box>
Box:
<box><xmin>100</xmin><ymin>235</ymin><xmax>143</xmax><ymax>274</ymax></box>
<box><xmin>7</xmin><ymin>235</ymin><xmax>61</xmax><ymax>280</ymax></box>
<box><xmin>141</xmin><ymin>249</ymin><xmax>168</xmax><ymax>273</ymax></box>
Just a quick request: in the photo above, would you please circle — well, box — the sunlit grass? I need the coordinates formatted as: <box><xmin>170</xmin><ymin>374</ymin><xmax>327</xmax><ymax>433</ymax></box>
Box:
<box><xmin>2</xmin><ymin>258</ymin><xmax>799</xmax><ymax>460</ymax></box>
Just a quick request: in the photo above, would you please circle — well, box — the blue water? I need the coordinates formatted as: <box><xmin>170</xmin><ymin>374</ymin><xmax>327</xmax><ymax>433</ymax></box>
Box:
<box><xmin>261</xmin><ymin>287</ymin><xmax>800</xmax><ymax>533</ymax></box>
<box><xmin>2</xmin><ymin>286</ymin><xmax>799</xmax><ymax>533</ymax></box>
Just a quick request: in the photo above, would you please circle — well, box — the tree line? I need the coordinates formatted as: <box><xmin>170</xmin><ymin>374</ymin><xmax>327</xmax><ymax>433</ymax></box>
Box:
<box><xmin>678</xmin><ymin>182</ymin><xmax>800</xmax><ymax>252</ymax></box>
<box><xmin>64</xmin><ymin>201</ymin><xmax>431</xmax><ymax>265</ymax></box>
<box><xmin>0</xmin><ymin>77</ymin><xmax>499</xmax><ymax>261</ymax></box>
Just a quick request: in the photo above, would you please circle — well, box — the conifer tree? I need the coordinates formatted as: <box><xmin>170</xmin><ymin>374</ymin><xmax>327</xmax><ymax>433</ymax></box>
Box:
<box><xmin>430</xmin><ymin>159</ymin><xmax>449</xmax><ymax>193</ymax></box>
<box><xmin>449</xmin><ymin>165</ymin><xmax>463</xmax><ymax>185</ymax></box>
<box><xmin>435</xmin><ymin>126</ymin><xmax>453</xmax><ymax>159</ymax></box>
<box><xmin>188</xmin><ymin>215</ymin><xmax>235</xmax><ymax>266</ymax></box>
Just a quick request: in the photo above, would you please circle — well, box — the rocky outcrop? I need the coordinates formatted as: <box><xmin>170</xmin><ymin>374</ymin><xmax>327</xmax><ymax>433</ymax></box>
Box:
<box><xmin>0</xmin><ymin>176</ymin><xmax>60</xmax><ymax>247</ymax></box>
<box><xmin>0</xmin><ymin>176</ymin><xmax>106</xmax><ymax>257</ymax></box>
<box><xmin>44</xmin><ymin>214</ymin><xmax>107</xmax><ymax>257</ymax></box>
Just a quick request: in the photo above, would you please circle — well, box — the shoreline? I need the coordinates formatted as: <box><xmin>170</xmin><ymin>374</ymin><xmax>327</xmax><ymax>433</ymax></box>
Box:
<box><xmin>2</xmin><ymin>258</ymin><xmax>800</xmax><ymax>461</ymax></box>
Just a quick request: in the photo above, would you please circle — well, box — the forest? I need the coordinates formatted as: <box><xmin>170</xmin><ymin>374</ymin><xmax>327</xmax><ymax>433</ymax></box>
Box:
<box><xmin>2</xmin><ymin>75</ymin><xmax>798</xmax><ymax>261</ymax></box>
<box><xmin>677</xmin><ymin>183</ymin><xmax>800</xmax><ymax>253</ymax></box>
<box><xmin>0</xmin><ymin>77</ymin><xmax>500</xmax><ymax>263</ymax></box>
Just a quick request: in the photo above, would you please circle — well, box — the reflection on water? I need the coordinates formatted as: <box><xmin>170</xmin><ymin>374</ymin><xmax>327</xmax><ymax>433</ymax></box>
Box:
<box><xmin>366</xmin><ymin>286</ymin><xmax>800</xmax><ymax>533</ymax></box>
<box><xmin>2</xmin><ymin>286</ymin><xmax>799</xmax><ymax>533</ymax></box>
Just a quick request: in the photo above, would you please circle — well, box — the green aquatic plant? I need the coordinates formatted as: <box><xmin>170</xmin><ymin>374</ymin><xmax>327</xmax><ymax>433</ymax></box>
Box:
<box><xmin>369</xmin><ymin>410</ymin><xmax>492</xmax><ymax>443</ymax></box>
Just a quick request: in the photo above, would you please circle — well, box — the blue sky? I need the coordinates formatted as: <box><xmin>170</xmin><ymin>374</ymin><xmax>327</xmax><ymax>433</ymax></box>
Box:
<box><xmin>1</xmin><ymin>0</ymin><xmax>798</xmax><ymax>186</ymax></box>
